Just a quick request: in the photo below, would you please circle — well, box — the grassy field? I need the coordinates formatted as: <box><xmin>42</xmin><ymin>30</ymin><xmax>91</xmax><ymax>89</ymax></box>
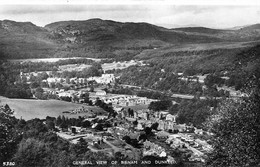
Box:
<box><xmin>0</xmin><ymin>96</ymin><xmax>104</xmax><ymax>120</ymax></box>
<box><xmin>58</xmin><ymin>64</ymin><xmax>91</xmax><ymax>72</ymax></box>
<box><xmin>102</xmin><ymin>60</ymin><xmax>139</xmax><ymax>72</ymax></box>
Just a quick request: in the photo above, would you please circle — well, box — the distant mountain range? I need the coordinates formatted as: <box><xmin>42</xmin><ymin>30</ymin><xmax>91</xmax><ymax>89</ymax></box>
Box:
<box><xmin>1</xmin><ymin>18</ymin><xmax>260</xmax><ymax>59</ymax></box>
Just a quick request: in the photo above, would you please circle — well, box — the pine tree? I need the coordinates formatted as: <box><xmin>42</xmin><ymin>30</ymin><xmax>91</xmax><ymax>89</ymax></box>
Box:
<box><xmin>56</xmin><ymin>115</ymin><xmax>62</xmax><ymax>126</ymax></box>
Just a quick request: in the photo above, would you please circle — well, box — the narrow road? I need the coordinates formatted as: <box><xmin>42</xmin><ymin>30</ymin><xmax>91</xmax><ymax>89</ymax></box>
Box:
<box><xmin>171</xmin><ymin>94</ymin><xmax>206</xmax><ymax>100</ymax></box>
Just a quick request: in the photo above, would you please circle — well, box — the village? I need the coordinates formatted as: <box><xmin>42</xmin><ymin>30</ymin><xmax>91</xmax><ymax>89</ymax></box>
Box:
<box><xmin>54</xmin><ymin>100</ymin><xmax>213</xmax><ymax>164</ymax></box>
<box><xmin>17</xmin><ymin>60</ymin><xmax>214</xmax><ymax>164</ymax></box>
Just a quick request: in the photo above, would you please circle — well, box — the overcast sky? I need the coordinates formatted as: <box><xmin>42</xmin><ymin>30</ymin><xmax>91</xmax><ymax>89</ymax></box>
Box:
<box><xmin>0</xmin><ymin>3</ymin><xmax>260</xmax><ymax>29</ymax></box>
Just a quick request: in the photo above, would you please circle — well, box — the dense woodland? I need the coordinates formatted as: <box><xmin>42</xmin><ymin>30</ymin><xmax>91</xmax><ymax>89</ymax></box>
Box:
<box><xmin>205</xmin><ymin>77</ymin><xmax>260</xmax><ymax>167</ymax></box>
<box><xmin>120</xmin><ymin>46</ymin><xmax>260</xmax><ymax>93</ymax></box>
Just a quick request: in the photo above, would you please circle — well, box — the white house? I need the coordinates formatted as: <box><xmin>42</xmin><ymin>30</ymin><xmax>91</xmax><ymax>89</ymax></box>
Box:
<box><xmin>58</xmin><ymin>92</ymin><xmax>73</xmax><ymax>97</ymax></box>
<box><xmin>136</xmin><ymin>123</ymin><xmax>144</xmax><ymax>130</ymax></box>
<box><xmin>194</xmin><ymin>128</ymin><xmax>202</xmax><ymax>135</ymax></box>
<box><xmin>166</xmin><ymin>114</ymin><xmax>176</xmax><ymax>122</ymax></box>
<box><xmin>96</xmin><ymin>90</ymin><xmax>106</xmax><ymax>96</ymax></box>
<box><xmin>87</xmin><ymin>74</ymin><xmax>115</xmax><ymax>84</ymax></box>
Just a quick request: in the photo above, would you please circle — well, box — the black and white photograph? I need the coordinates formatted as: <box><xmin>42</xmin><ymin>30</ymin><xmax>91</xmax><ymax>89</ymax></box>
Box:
<box><xmin>0</xmin><ymin>0</ymin><xmax>260</xmax><ymax>166</ymax></box>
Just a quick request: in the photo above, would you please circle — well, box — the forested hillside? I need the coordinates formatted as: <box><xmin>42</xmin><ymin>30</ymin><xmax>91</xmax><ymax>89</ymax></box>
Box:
<box><xmin>1</xmin><ymin>19</ymin><xmax>260</xmax><ymax>60</ymax></box>
<box><xmin>119</xmin><ymin>45</ymin><xmax>260</xmax><ymax>96</ymax></box>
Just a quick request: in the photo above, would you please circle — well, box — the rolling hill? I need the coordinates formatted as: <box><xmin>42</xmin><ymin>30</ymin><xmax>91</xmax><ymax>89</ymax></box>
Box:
<box><xmin>0</xmin><ymin>20</ymin><xmax>60</xmax><ymax>59</ymax></box>
<box><xmin>44</xmin><ymin>18</ymin><xmax>222</xmax><ymax>43</ymax></box>
<box><xmin>1</xmin><ymin>18</ymin><xmax>260</xmax><ymax>59</ymax></box>
<box><xmin>173</xmin><ymin>24</ymin><xmax>260</xmax><ymax>41</ymax></box>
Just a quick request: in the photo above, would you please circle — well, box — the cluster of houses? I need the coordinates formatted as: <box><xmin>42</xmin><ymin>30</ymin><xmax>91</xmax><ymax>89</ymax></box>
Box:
<box><xmin>55</xmin><ymin>100</ymin><xmax>212</xmax><ymax>163</ymax></box>
<box><xmin>43</xmin><ymin>74</ymin><xmax>115</xmax><ymax>85</ymax></box>
<box><xmin>60</xmin><ymin>127</ymin><xmax>108</xmax><ymax>146</ymax></box>
<box><xmin>107</xmin><ymin>127</ymin><xmax>141</xmax><ymax>140</ymax></box>
<box><xmin>20</xmin><ymin>71</ymin><xmax>52</xmax><ymax>81</ymax></box>
<box><xmin>90</xmin><ymin>94</ymin><xmax>156</xmax><ymax>107</ymax></box>
<box><xmin>143</xmin><ymin>140</ymin><xmax>166</xmax><ymax>157</ymax></box>
<box><xmin>46</xmin><ymin>77</ymin><xmax>88</xmax><ymax>85</ymax></box>
<box><xmin>165</xmin><ymin>133</ymin><xmax>212</xmax><ymax>162</ymax></box>
<box><xmin>116</xmin><ymin>109</ymin><xmax>178</xmax><ymax>132</ymax></box>
<box><xmin>46</xmin><ymin>87</ymin><xmax>155</xmax><ymax>106</ymax></box>
<box><xmin>0</xmin><ymin>104</ymin><xmax>14</xmax><ymax>115</ymax></box>
<box><xmin>56</xmin><ymin>90</ymin><xmax>80</xmax><ymax>98</ymax></box>
<box><xmin>21</xmin><ymin>71</ymin><xmax>116</xmax><ymax>86</ymax></box>
<box><xmin>62</xmin><ymin>106</ymin><xmax>95</xmax><ymax>115</ymax></box>
<box><xmin>112</xmin><ymin>107</ymin><xmax>213</xmax><ymax>163</ymax></box>
<box><xmin>41</xmin><ymin>89</ymin><xmax>88</xmax><ymax>100</ymax></box>
<box><xmin>87</xmin><ymin>74</ymin><xmax>116</xmax><ymax>84</ymax></box>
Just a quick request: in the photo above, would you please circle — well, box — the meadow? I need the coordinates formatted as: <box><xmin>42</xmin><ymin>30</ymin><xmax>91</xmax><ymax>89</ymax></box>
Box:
<box><xmin>58</xmin><ymin>64</ymin><xmax>91</xmax><ymax>72</ymax></box>
<box><xmin>0</xmin><ymin>96</ymin><xmax>104</xmax><ymax>120</ymax></box>
<box><xmin>102</xmin><ymin>60</ymin><xmax>141</xmax><ymax>72</ymax></box>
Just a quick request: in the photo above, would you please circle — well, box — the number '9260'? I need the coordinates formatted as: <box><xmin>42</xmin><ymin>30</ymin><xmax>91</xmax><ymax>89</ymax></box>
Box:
<box><xmin>3</xmin><ymin>162</ymin><xmax>15</xmax><ymax>166</ymax></box>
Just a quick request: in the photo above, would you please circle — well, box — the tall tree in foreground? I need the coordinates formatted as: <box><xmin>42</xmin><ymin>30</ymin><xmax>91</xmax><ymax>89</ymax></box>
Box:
<box><xmin>0</xmin><ymin>105</ymin><xmax>21</xmax><ymax>163</ymax></box>
<box><xmin>205</xmin><ymin>79</ymin><xmax>260</xmax><ymax>167</ymax></box>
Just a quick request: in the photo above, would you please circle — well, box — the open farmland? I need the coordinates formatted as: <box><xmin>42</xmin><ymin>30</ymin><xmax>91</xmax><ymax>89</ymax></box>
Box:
<box><xmin>102</xmin><ymin>60</ymin><xmax>143</xmax><ymax>72</ymax></box>
<box><xmin>58</xmin><ymin>64</ymin><xmax>91</xmax><ymax>72</ymax></box>
<box><xmin>0</xmin><ymin>96</ymin><xmax>105</xmax><ymax>120</ymax></box>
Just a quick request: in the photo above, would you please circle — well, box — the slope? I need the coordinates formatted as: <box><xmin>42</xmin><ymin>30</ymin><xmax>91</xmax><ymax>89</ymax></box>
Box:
<box><xmin>1</xmin><ymin>19</ymin><xmax>260</xmax><ymax>59</ymax></box>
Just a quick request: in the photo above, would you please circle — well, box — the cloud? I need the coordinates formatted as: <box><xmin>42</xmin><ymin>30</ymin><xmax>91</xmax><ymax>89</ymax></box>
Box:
<box><xmin>0</xmin><ymin>5</ymin><xmax>260</xmax><ymax>28</ymax></box>
<box><xmin>0</xmin><ymin>5</ymin><xmax>147</xmax><ymax>15</ymax></box>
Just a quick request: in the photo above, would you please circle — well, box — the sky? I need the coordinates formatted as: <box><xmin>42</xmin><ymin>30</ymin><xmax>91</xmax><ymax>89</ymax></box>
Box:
<box><xmin>0</xmin><ymin>0</ymin><xmax>260</xmax><ymax>29</ymax></box>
